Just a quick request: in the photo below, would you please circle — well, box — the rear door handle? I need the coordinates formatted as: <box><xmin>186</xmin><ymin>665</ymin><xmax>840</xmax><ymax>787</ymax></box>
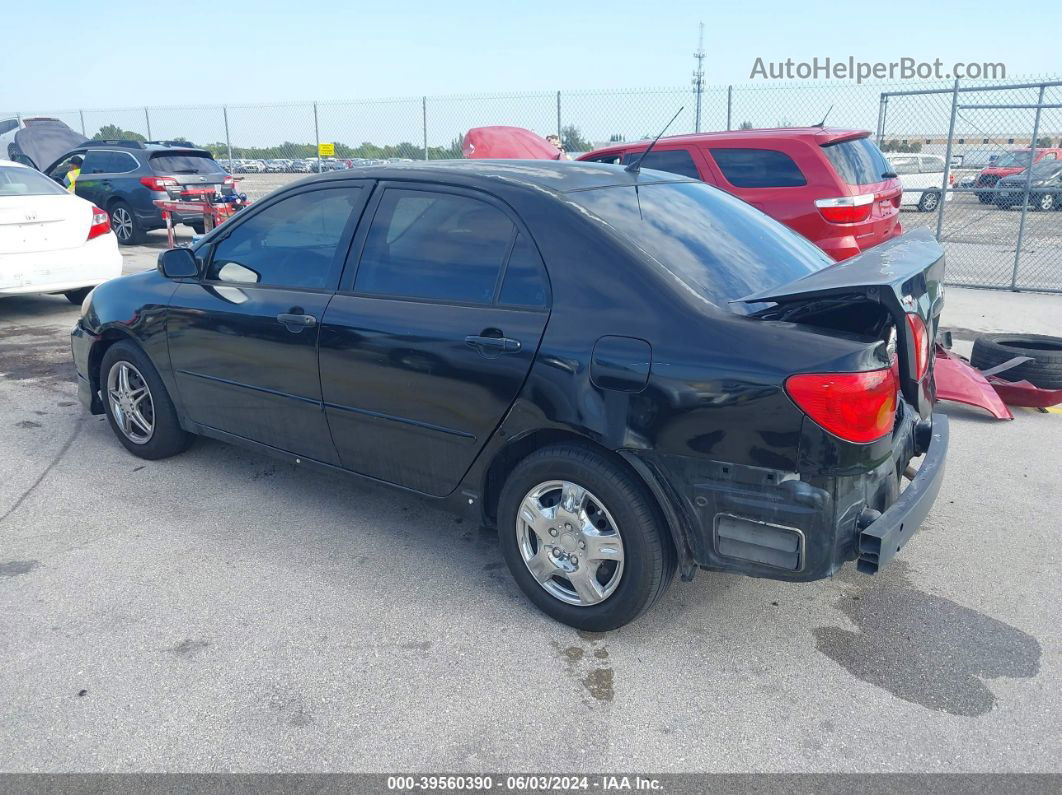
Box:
<box><xmin>277</xmin><ymin>313</ymin><xmax>317</xmax><ymax>331</ymax></box>
<box><xmin>465</xmin><ymin>334</ymin><xmax>521</xmax><ymax>354</ymax></box>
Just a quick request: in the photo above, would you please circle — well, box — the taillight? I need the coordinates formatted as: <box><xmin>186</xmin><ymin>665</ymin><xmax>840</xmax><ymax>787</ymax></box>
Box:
<box><xmin>906</xmin><ymin>313</ymin><xmax>930</xmax><ymax>381</ymax></box>
<box><xmin>785</xmin><ymin>369</ymin><xmax>898</xmax><ymax>444</ymax></box>
<box><xmin>87</xmin><ymin>206</ymin><xmax>110</xmax><ymax>240</ymax></box>
<box><xmin>815</xmin><ymin>193</ymin><xmax>874</xmax><ymax>223</ymax></box>
<box><xmin>949</xmin><ymin>173</ymin><xmax>955</xmax><ymax>186</ymax></box>
<box><xmin>223</xmin><ymin>175</ymin><xmax>235</xmax><ymax>186</ymax></box>
<box><xmin>140</xmin><ymin>175</ymin><xmax>178</xmax><ymax>192</ymax></box>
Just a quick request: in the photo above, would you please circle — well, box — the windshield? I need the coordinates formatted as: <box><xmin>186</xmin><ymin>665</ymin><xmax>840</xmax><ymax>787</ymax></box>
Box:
<box><xmin>568</xmin><ymin>181</ymin><xmax>832</xmax><ymax>312</ymax></box>
<box><xmin>0</xmin><ymin>165</ymin><xmax>66</xmax><ymax>196</ymax></box>
<box><xmin>149</xmin><ymin>152</ymin><xmax>225</xmax><ymax>174</ymax></box>
<box><xmin>993</xmin><ymin>151</ymin><xmax>1032</xmax><ymax>169</ymax></box>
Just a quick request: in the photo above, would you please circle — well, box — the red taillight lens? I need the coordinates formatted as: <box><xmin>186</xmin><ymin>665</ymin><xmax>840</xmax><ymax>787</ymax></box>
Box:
<box><xmin>815</xmin><ymin>193</ymin><xmax>874</xmax><ymax>223</ymax></box>
<box><xmin>949</xmin><ymin>173</ymin><xmax>955</xmax><ymax>186</ymax></box>
<box><xmin>139</xmin><ymin>175</ymin><xmax>178</xmax><ymax>192</ymax></box>
<box><xmin>87</xmin><ymin>206</ymin><xmax>110</xmax><ymax>240</ymax></box>
<box><xmin>906</xmin><ymin>313</ymin><xmax>930</xmax><ymax>381</ymax></box>
<box><xmin>785</xmin><ymin>369</ymin><xmax>898</xmax><ymax>444</ymax></box>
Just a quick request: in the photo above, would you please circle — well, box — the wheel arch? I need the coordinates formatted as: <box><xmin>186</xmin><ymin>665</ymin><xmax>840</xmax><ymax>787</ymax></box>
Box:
<box><xmin>87</xmin><ymin>327</ymin><xmax>144</xmax><ymax>412</ymax></box>
<box><xmin>480</xmin><ymin>428</ymin><xmax>695</xmax><ymax>579</ymax></box>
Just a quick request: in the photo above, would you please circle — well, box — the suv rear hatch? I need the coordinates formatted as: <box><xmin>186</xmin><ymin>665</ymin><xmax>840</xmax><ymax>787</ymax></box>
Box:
<box><xmin>741</xmin><ymin>227</ymin><xmax>945</xmax><ymax>417</ymax></box>
<box><xmin>148</xmin><ymin>150</ymin><xmax>232</xmax><ymax>195</ymax></box>
<box><xmin>817</xmin><ymin>132</ymin><xmax>902</xmax><ymax>253</ymax></box>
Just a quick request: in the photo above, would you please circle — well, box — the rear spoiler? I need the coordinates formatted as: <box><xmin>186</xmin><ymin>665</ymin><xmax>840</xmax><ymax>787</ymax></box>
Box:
<box><xmin>738</xmin><ymin>228</ymin><xmax>946</xmax><ymax>415</ymax></box>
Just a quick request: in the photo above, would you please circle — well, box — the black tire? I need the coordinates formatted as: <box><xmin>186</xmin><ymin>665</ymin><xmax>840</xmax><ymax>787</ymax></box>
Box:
<box><xmin>63</xmin><ymin>287</ymin><xmax>92</xmax><ymax>305</ymax></box>
<box><xmin>100</xmin><ymin>341</ymin><xmax>192</xmax><ymax>459</ymax></box>
<box><xmin>187</xmin><ymin>221</ymin><xmax>206</xmax><ymax>235</ymax></box>
<box><xmin>497</xmin><ymin>444</ymin><xmax>675</xmax><ymax>631</ymax></box>
<box><xmin>977</xmin><ymin>193</ymin><xmax>993</xmax><ymax>204</ymax></box>
<box><xmin>917</xmin><ymin>191</ymin><xmax>940</xmax><ymax>212</ymax></box>
<box><xmin>970</xmin><ymin>333</ymin><xmax>1062</xmax><ymax>389</ymax></box>
<box><xmin>109</xmin><ymin>201</ymin><xmax>145</xmax><ymax>245</ymax></box>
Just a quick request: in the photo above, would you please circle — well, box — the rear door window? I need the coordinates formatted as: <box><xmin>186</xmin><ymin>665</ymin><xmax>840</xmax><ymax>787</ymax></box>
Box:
<box><xmin>888</xmin><ymin>156</ymin><xmax>920</xmax><ymax>176</ymax></box>
<box><xmin>355</xmin><ymin>189</ymin><xmax>516</xmax><ymax>304</ymax></box>
<box><xmin>82</xmin><ymin>150</ymin><xmax>139</xmax><ymax>174</ymax></box>
<box><xmin>708</xmin><ymin>148</ymin><xmax>807</xmax><ymax>187</ymax></box>
<box><xmin>621</xmin><ymin>149</ymin><xmax>701</xmax><ymax>179</ymax></box>
<box><xmin>821</xmin><ymin>136</ymin><xmax>892</xmax><ymax>185</ymax></box>
<box><xmin>150</xmin><ymin>152</ymin><xmax>225</xmax><ymax>174</ymax></box>
<box><xmin>919</xmin><ymin>157</ymin><xmax>944</xmax><ymax>174</ymax></box>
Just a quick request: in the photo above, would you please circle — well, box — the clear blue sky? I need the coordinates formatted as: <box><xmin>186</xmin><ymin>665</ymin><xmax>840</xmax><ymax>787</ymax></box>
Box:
<box><xmin>6</xmin><ymin>0</ymin><xmax>1057</xmax><ymax>110</ymax></box>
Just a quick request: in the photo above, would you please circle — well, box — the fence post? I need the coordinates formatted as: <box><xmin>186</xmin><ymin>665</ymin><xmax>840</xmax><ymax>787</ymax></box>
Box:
<box><xmin>875</xmin><ymin>94</ymin><xmax>887</xmax><ymax>140</ymax></box>
<box><xmin>79</xmin><ymin>110</ymin><xmax>86</xmax><ymax>136</ymax></box>
<box><xmin>556</xmin><ymin>91</ymin><xmax>562</xmax><ymax>140</ymax></box>
<box><xmin>422</xmin><ymin>96</ymin><xmax>428</xmax><ymax>161</ymax></box>
<box><xmin>313</xmin><ymin>102</ymin><xmax>321</xmax><ymax>173</ymax></box>
<box><xmin>223</xmin><ymin>106</ymin><xmax>233</xmax><ymax>171</ymax></box>
<box><xmin>144</xmin><ymin>107</ymin><xmax>151</xmax><ymax>139</ymax></box>
<box><xmin>1011</xmin><ymin>83</ymin><xmax>1046</xmax><ymax>291</ymax></box>
<box><xmin>936</xmin><ymin>78</ymin><xmax>960</xmax><ymax>241</ymax></box>
<box><xmin>726</xmin><ymin>85</ymin><xmax>732</xmax><ymax>130</ymax></box>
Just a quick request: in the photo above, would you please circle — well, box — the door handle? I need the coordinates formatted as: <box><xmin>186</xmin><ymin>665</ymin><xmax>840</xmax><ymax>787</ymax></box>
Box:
<box><xmin>277</xmin><ymin>313</ymin><xmax>317</xmax><ymax>331</ymax></box>
<box><xmin>465</xmin><ymin>334</ymin><xmax>521</xmax><ymax>354</ymax></box>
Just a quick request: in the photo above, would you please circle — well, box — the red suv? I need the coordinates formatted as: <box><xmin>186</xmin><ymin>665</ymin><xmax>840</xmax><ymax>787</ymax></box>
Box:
<box><xmin>579</xmin><ymin>128</ymin><xmax>902</xmax><ymax>261</ymax></box>
<box><xmin>974</xmin><ymin>147</ymin><xmax>1062</xmax><ymax>203</ymax></box>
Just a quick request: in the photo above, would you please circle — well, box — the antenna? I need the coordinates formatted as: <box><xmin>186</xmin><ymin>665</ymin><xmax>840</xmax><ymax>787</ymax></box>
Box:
<box><xmin>691</xmin><ymin>22</ymin><xmax>705</xmax><ymax>133</ymax></box>
<box><xmin>814</xmin><ymin>105</ymin><xmax>834</xmax><ymax>128</ymax></box>
<box><xmin>626</xmin><ymin>107</ymin><xmax>685</xmax><ymax>173</ymax></box>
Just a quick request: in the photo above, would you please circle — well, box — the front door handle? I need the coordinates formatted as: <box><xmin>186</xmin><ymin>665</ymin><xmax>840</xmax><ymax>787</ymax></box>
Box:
<box><xmin>277</xmin><ymin>313</ymin><xmax>317</xmax><ymax>332</ymax></box>
<box><xmin>465</xmin><ymin>334</ymin><xmax>521</xmax><ymax>354</ymax></box>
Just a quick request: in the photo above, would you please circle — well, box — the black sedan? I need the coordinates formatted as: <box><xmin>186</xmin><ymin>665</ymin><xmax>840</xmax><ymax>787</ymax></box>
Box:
<box><xmin>71</xmin><ymin>160</ymin><xmax>948</xmax><ymax>630</ymax></box>
<box><xmin>994</xmin><ymin>160</ymin><xmax>1062</xmax><ymax>211</ymax></box>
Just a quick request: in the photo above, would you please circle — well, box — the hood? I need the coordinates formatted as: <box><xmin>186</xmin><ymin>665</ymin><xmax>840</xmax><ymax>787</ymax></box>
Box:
<box><xmin>13</xmin><ymin>121</ymin><xmax>88</xmax><ymax>171</ymax></box>
<box><xmin>463</xmin><ymin>126</ymin><xmax>561</xmax><ymax>160</ymax></box>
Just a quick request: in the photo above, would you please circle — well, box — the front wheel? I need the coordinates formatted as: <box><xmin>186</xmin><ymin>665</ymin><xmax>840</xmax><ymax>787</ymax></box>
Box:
<box><xmin>497</xmin><ymin>444</ymin><xmax>674</xmax><ymax>631</ymax></box>
<box><xmin>1035</xmin><ymin>193</ymin><xmax>1055</xmax><ymax>212</ymax></box>
<box><xmin>100</xmin><ymin>341</ymin><xmax>191</xmax><ymax>459</ymax></box>
<box><xmin>917</xmin><ymin>191</ymin><xmax>940</xmax><ymax>212</ymax></box>
<box><xmin>63</xmin><ymin>287</ymin><xmax>92</xmax><ymax>305</ymax></box>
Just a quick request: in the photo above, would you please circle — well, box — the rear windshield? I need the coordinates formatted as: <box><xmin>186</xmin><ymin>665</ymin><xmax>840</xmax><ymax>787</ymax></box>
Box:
<box><xmin>568</xmin><ymin>181</ymin><xmax>832</xmax><ymax>312</ymax></box>
<box><xmin>0</xmin><ymin>165</ymin><xmax>66</xmax><ymax>196</ymax></box>
<box><xmin>149</xmin><ymin>152</ymin><xmax>224</xmax><ymax>174</ymax></box>
<box><xmin>822</xmin><ymin>136</ymin><xmax>891</xmax><ymax>185</ymax></box>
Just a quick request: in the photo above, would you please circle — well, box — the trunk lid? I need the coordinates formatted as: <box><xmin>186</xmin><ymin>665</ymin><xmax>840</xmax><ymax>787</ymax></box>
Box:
<box><xmin>0</xmin><ymin>194</ymin><xmax>90</xmax><ymax>254</ymax></box>
<box><xmin>739</xmin><ymin>228</ymin><xmax>945</xmax><ymax>417</ymax></box>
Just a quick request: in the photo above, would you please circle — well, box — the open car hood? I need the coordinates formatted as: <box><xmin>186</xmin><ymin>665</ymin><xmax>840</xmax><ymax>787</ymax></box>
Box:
<box><xmin>740</xmin><ymin>228</ymin><xmax>946</xmax><ymax>416</ymax></box>
<box><xmin>463</xmin><ymin>126</ymin><xmax>560</xmax><ymax>160</ymax></box>
<box><xmin>15</xmin><ymin>121</ymin><xmax>88</xmax><ymax>171</ymax></box>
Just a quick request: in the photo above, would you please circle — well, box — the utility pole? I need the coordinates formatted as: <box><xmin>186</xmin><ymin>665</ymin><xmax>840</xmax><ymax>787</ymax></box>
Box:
<box><xmin>692</xmin><ymin>22</ymin><xmax>705</xmax><ymax>132</ymax></box>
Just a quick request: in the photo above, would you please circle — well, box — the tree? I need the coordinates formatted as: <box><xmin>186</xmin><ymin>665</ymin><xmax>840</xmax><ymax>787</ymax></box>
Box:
<box><xmin>608</xmin><ymin>133</ymin><xmax>625</xmax><ymax>142</ymax></box>
<box><xmin>1037</xmin><ymin>137</ymin><xmax>1052</xmax><ymax>148</ymax></box>
<box><xmin>93</xmin><ymin>125</ymin><xmax>145</xmax><ymax>142</ymax></box>
<box><xmin>739</xmin><ymin>120</ymin><xmax>753</xmax><ymax>130</ymax></box>
<box><xmin>560</xmin><ymin>124</ymin><xmax>592</xmax><ymax>154</ymax></box>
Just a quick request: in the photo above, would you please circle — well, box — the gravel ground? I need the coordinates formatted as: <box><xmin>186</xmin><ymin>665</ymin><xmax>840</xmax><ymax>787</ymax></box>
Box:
<box><xmin>0</xmin><ymin>249</ymin><xmax>1060</xmax><ymax>772</ymax></box>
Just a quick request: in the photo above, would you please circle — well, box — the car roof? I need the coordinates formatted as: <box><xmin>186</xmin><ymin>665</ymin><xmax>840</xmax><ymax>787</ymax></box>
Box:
<box><xmin>586</xmin><ymin>126</ymin><xmax>871</xmax><ymax>155</ymax></box>
<box><xmin>0</xmin><ymin>158</ymin><xmax>29</xmax><ymax>168</ymax></box>
<box><xmin>299</xmin><ymin>159</ymin><xmax>695</xmax><ymax>194</ymax></box>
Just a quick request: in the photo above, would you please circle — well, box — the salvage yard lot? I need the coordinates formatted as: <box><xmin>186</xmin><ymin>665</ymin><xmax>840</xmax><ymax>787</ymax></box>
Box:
<box><xmin>0</xmin><ymin>276</ymin><xmax>1060</xmax><ymax>772</ymax></box>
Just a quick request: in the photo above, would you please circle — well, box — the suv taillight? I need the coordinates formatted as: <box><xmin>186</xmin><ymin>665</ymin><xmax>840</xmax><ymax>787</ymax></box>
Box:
<box><xmin>87</xmin><ymin>206</ymin><xmax>110</xmax><ymax>240</ymax></box>
<box><xmin>140</xmin><ymin>175</ymin><xmax>178</xmax><ymax>192</ymax></box>
<box><xmin>815</xmin><ymin>193</ymin><xmax>874</xmax><ymax>223</ymax></box>
<box><xmin>785</xmin><ymin>369</ymin><xmax>898</xmax><ymax>444</ymax></box>
<box><xmin>906</xmin><ymin>313</ymin><xmax>930</xmax><ymax>382</ymax></box>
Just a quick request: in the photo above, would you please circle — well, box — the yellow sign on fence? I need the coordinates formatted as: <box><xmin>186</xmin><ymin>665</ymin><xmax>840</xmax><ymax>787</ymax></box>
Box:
<box><xmin>318</xmin><ymin>142</ymin><xmax>335</xmax><ymax>157</ymax></box>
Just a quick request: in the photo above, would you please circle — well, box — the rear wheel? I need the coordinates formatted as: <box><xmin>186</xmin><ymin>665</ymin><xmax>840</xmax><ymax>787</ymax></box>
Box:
<box><xmin>109</xmin><ymin>201</ymin><xmax>145</xmax><ymax>245</ymax></box>
<box><xmin>917</xmin><ymin>191</ymin><xmax>940</xmax><ymax>212</ymax></box>
<box><xmin>497</xmin><ymin>444</ymin><xmax>674</xmax><ymax>631</ymax></box>
<box><xmin>1035</xmin><ymin>193</ymin><xmax>1055</xmax><ymax>212</ymax></box>
<box><xmin>100</xmin><ymin>341</ymin><xmax>191</xmax><ymax>459</ymax></box>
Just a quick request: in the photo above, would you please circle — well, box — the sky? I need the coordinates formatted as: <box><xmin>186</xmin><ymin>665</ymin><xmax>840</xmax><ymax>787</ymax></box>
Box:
<box><xmin>5</xmin><ymin>0</ymin><xmax>1059</xmax><ymax>149</ymax></box>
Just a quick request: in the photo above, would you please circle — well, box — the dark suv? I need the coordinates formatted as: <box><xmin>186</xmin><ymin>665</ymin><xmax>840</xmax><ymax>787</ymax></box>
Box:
<box><xmin>44</xmin><ymin>141</ymin><xmax>234</xmax><ymax>244</ymax></box>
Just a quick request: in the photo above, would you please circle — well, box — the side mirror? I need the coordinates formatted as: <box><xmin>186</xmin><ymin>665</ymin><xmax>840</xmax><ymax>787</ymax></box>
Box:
<box><xmin>157</xmin><ymin>247</ymin><xmax>199</xmax><ymax>279</ymax></box>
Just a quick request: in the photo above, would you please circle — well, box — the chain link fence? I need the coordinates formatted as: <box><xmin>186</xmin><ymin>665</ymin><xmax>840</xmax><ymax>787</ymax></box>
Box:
<box><xmin>6</xmin><ymin>75</ymin><xmax>1061</xmax><ymax>291</ymax></box>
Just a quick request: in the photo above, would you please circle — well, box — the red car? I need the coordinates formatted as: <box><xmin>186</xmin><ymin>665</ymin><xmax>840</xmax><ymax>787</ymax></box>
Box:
<box><xmin>579</xmin><ymin>127</ymin><xmax>902</xmax><ymax>261</ymax></box>
<box><xmin>974</xmin><ymin>147</ymin><xmax>1062</xmax><ymax>203</ymax></box>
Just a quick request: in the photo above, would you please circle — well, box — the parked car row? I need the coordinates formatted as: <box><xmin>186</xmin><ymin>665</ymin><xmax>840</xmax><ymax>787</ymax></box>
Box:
<box><xmin>219</xmin><ymin>156</ymin><xmax>411</xmax><ymax>174</ymax></box>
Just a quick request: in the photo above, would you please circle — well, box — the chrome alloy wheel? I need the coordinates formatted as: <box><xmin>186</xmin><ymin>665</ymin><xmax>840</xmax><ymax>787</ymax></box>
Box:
<box><xmin>516</xmin><ymin>480</ymin><xmax>625</xmax><ymax>606</ymax></box>
<box><xmin>107</xmin><ymin>361</ymin><xmax>154</xmax><ymax>444</ymax></box>
<box><xmin>111</xmin><ymin>206</ymin><xmax>133</xmax><ymax>242</ymax></box>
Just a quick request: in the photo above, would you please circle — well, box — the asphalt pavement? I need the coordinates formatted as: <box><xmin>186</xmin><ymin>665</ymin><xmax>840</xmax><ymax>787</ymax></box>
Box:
<box><xmin>0</xmin><ymin>258</ymin><xmax>1060</xmax><ymax>771</ymax></box>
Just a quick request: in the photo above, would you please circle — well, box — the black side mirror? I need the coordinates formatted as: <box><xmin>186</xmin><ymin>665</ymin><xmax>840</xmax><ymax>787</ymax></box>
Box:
<box><xmin>157</xmin><ymin>247</ymin><xmax>199</xmax><ymax>279</ymax></box>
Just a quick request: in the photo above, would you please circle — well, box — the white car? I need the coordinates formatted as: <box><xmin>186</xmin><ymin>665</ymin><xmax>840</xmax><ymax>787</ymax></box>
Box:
<box><xmin>889</xmin><ymin>154</ymin><xmax>954</xmax><ymax>212</ymax></box>
<box><xmin>0</xmin><ymin>159</ymin><xmax>122</xmax><ymax>303</ymax></box>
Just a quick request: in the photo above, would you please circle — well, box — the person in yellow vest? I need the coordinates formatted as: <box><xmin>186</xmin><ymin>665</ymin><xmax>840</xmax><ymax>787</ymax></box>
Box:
<box><xmin>64</xmin><ymin>155</ymin><xmax>83</xmax><ymax>193</ymax></box>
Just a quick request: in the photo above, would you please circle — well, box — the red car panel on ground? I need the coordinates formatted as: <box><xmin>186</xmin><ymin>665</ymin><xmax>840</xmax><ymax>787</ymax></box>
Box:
<box><xmin>463</xmin><ymin>127</ymin><xmax>561</xmax><ymax>160</ymax></box>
